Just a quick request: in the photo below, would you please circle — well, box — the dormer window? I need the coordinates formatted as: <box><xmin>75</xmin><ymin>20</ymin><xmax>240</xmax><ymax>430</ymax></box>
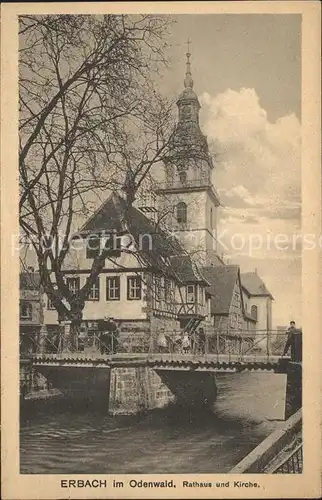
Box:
<box><xmin>176</xmin><ymin>202</ymin><xmax>187</xmax><ymax>224</ymax></box>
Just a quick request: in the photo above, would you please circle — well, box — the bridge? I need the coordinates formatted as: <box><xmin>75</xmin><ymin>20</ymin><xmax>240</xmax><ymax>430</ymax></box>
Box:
<box><xmin>22</xmin><ymin>330</ymin><xmax>292</xmax><ymax>366</ymax></box>
<box><xmin>20</xmin><ymin>330</ymin><xmax>302</xmax><ymax>417</ymax></box>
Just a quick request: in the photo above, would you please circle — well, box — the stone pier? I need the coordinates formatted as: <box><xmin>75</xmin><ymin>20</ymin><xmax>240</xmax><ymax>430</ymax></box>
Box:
<box><xmin>108</xmin><ymin>367</ymin><xmax>217</xmax><ymax>415</ymax></box>
<box><xmin>108</xmin><ymin>367</ymin><xmax>174</xmax><ymax>415</ymax></box>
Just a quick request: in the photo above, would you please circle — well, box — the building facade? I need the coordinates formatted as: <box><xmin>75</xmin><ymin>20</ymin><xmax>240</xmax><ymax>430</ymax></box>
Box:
<box><xmin>43</xmin><ymin>193</ymin><xmax>213</xmax><ymax>348</ymax></box>
<box><xmin>20</xmin><ymin>270</ymin><xmax>43</xmax><ymax>355</ymax></box>
<box><xmin>241</xmin><ymin>271</ymin><xmax>274</xmax><ymax>332</ymax></box>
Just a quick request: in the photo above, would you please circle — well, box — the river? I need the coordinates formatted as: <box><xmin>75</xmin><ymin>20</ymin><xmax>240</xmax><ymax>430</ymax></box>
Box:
<box><xmin>20</xmin><ymin>372</ymin><xmax>287</xmax><ymax>474</ymax></box>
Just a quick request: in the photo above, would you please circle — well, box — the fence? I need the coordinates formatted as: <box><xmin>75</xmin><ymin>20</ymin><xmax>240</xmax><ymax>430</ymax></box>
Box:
<box><xmin>272</xmin><ymin>443</ymin><xmax>303</xmax><ymax>474</ymax></box>
<box><xmin>20</xmin><ymin>329</ymin><xmax>291</xmax><ymax>361</ymax></box>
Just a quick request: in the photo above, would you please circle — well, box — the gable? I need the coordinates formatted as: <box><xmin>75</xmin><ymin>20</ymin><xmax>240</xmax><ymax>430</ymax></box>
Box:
<box><xmin>202</xmin><ymin>265</ymin><xmax>240</xmax><ymax>315</ymax></box>
<box><xmin>241</xmin><ymin>272</ymin><xmax>273</xmax><ymax>299</ymax></box>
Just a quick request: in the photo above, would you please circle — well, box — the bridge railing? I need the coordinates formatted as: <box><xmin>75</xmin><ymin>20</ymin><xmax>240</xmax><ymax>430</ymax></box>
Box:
<box><xmin>271</xmin><ymin>442</ymin><xmax>303</xmax><ymax>474</ymax></box>
<box><xmin>20</xmin><ymin>333</ymin><xmax>122</xmax><ymax>357</ymax></box>
<box><xmin>20</xmin><ymin>329</ymin><xmax>291</xmax><ymax>361</ymax></box>
<box><xmin>148</xmin><ymin>330</ymin><xmax>289</xmax><ymax>361</ymax></box>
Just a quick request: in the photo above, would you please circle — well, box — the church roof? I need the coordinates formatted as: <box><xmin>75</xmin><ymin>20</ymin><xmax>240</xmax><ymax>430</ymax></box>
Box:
<box><xmin>202</xmin><ymin>265</ymin><xmax>240</xmax><ymax>315</ymax></box>
<box><xmin>177</xmin><ymin>87</ymin><xmax>200</xmax><ymax>104</ymax></box>
<box><xmin>241</xmin><ymin>272</ymin><xmax>274</xmax><ymax>299</ymax></box>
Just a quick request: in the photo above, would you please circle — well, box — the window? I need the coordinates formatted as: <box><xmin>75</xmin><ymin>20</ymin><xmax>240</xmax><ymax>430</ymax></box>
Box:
<box><xmin>20</xmin><ymin>302</ymin><xmax>32</xmax><ymax>320</ymax></box>
<box><xmin>176</xmin><ymin>202</ymin><xmax>187</xmax><ymax>223</ymax></box>
<box><xmin>251</xmin><ymin>305</ymin><xmax>258</xmax><ymax>321</ymax></box>
<box><xmin>186</xmin><ymin>284</ymin><xmax>195</xmax><ymax>303</ymax></box>
<box><xmin>106</xmin><ymin>276</ymin><xmax>120</xmax><ymax>301</ymax></box>
<box><xmin>210</xmin><ymin>208</ymin><xmax>213</xmax><ymax>229</ymax></box>
<box><xmin>47</xmin><ymin>296</ymin><xmax>56</xmax><ymax>310</ymax></box>
<box><xmin>179</xmin><ymin>171</ymin><xmax>187</xmax><ymax>185</ymax></box>
<box><xmin>127</xmin><ymin>276</ymin><xmax>142</xmax><ymax>300</ymax></box>
<box><xmin>159</xmin><ymin>276</ymin><xmax>165</xmax><ymax>301</ymax></box>
<box><xmin>66</xmin><ymin>277</ymin><xmax>80</xmax><ymax>296</ymax></box>
<box><xmin>154</xmin><ymin>276</ymin><xmax>161</xmax><ymax>302</ymax></box>
<box><xmin>199</xmin><ymin>287</ymin><xmax>204</xmax><ymax>305</ymax></box>
<box><xmin>86</xmin><ymin>235</ymin><xmax>101</xmax><ymax>259</ymax></box>
<box><xmin>88</xmin><ymin>277</ymin><xmax>100</xmax><ymax>301</ymax></box>
<box><xmin>165</xmin><ymin>279</ymin><xmax>172</xmax><ymax>301</ymax></box>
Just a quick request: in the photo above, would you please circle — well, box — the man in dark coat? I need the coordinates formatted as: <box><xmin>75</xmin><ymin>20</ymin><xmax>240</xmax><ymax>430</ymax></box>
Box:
<box><xmin>283</xmin><ymin>321</ymin><xmax>302</xmax><ymax>362</ymax></box>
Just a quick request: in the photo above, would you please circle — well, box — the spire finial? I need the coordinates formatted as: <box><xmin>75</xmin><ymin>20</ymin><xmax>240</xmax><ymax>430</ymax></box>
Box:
<box><xmin>187</xmin><ymin>38</ymin><xmax>191</xmax><ymax>54</ymax></box>
<box><xmin>184</xmin><ymin>38</ymin><xmax>194</xmax><ymax>89</ymax></box>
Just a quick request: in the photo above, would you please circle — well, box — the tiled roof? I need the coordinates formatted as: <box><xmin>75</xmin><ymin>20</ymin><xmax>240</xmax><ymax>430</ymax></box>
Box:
<box><xmin>209</xmin><ymin>254</ymin><xmax>225</xmax><ymax>266</ymax></box>
<box><xmin>202</xmin><ymin>265</ymin><xmax>240</xmax><ymax>315</ymax></box>
<box><xmin>78</xmin><ymin>192</ymin><xmax>201</xmax><ymax>280</ymax></box>
<box><xmin>241</xmin><ymin>272</ymin><xmax>273</xmax><ymax>299</ymax></box>
<box><xmin>79</xmin><ymin>193</ymin><xmax>127</xmax><ymax>234</ymax></box>
<box><xmin>170</xmin><ymin>256</ymin><xmax>210</xmax><ymax>285</ymax></box>
<box><xmin>20</xmin><ymin>272</ymin><xmax>41</xmax><ymax>290</ymax></box>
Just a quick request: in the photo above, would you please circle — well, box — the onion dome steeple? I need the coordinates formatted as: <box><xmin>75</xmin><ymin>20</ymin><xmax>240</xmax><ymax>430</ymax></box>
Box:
<box><xmin>168</xmin><ymin>40</ymin><xmax>210</xmax><ymax>168</ymax></box>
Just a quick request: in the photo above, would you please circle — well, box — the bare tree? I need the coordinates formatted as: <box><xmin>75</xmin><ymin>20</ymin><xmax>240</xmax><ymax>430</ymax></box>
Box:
<box><xmin>19</xmin><ymin>14</ymin><xmax>178</xmax><ymax>338</ymax></box>
<box><xmin>19</xmin><ymin>14</ymin><xmax>217</xmax><ymax>349</ymax></box>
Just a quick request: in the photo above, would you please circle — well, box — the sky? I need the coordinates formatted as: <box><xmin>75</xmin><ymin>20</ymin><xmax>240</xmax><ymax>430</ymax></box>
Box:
<box><xmin>160</xmin><ymin>14</ymin><xmax>302</xmax><ymax>327</ymax></box>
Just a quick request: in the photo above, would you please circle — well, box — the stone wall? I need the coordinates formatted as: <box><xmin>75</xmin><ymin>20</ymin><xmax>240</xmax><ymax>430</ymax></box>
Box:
<box><xmin>108</xmin><ymin>367</ymin><xmax>174</xmax><ymax>415</ymax></box>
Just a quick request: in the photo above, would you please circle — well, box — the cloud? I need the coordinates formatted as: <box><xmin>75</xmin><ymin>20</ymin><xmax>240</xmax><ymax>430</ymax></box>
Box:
<box><xmin>200</xmin><ymin>88</ymin><xmax>301</xmax><ymax>218</ymax></box>
<box><xmin>261</xmin><ymin>205</ymin><xmax>301</xmax><ymax>221</ymax></box>
<box><xmin>220</xmin><ymin>185</ymin><xmax>265</xmax><ymax>209</ymax></box>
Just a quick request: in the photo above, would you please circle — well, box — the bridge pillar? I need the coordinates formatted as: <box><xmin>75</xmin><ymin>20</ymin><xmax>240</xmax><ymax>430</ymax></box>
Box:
<box><xmin>285</xmin><ymin>363</ymin><xmax>302</xmax><ymax>419</ymax></box>
<box><xmin>108</xmin><ymin>367</ymin><xmax>174</xmax><ymax>415</ymax></box>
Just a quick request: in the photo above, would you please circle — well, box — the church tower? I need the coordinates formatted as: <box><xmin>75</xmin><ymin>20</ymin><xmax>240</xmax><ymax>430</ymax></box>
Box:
<box><xmin>156</xmin><ymin>44</ymin><xmax>222</xmax><ymax>265</ymax></box>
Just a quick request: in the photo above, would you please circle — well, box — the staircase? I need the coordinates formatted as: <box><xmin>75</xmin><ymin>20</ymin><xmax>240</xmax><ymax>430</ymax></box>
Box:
<box><xmin>184</xmin><ymin>316</ymin><xmax>203</xmax><ymax>334</ymax></box>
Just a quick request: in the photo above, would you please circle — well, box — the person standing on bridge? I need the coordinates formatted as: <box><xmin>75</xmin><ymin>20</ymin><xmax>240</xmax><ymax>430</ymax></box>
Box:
<box><xmin>282</xmin><ymin>321</ymin><xmax>302</xmax><ymax>362</ymax></box>
<box><xmin>110</xmin><ymin>319</ymin><xmax>120</xmax><ymax>354</ymax></box>
<box><xmin>156</xmin><ymin>328</ymin><xmax>168</xmax><ymax>353</ymax></box>
<box><xmin>197</xmin><ymin>327</ymin><xmax>206</xmax><ymax>354</ymax></box>
<box><xmin>182</xmin><ymin>331</ymin><xmax>191</xmax><ymax>354</ymax></box>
